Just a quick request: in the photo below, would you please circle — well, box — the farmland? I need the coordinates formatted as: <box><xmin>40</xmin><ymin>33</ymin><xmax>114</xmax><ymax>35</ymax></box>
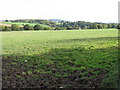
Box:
<box><xmin>1</xmin><ymin>22</ymin><xmax>50</xmax><ymax>27</ymax></box>
<box><xmin>2</xmin><ymin>29</ymin><xmax>119</xmax><ymax>88</ymax></box>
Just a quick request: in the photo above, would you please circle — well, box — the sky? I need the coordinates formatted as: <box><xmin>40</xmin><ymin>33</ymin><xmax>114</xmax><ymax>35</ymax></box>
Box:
<box><xmin>0</xmin><ymin>0</ymin><xmax>119</xmax><ymax>23</ymax></box>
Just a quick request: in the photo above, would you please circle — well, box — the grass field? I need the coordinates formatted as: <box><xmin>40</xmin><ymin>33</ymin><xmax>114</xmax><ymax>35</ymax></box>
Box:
<box><xmin>1</xmin><ymin>22</ymin><xmax>50</xmax><ymax>28</ymax></box>
<box><xmin>2</xmin><ymin>29</ymin><xmax>119</xmax><ymax>88</ymax></box>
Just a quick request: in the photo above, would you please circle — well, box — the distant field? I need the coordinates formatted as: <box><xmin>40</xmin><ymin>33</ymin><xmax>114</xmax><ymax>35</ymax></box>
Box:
<box><xmin>1</xmin><ymin>22</ymin><xmax>50</xmax><ymax>27</ymax></box>
<box><xmin>2</xmin><ymin>29</ymin><xmax>118</xmax><ymax>88</ymax></box>
<box><xmin>0</xmin><ymin>23</ymin><xmax>11</xmax><ymax>27</ymax></box>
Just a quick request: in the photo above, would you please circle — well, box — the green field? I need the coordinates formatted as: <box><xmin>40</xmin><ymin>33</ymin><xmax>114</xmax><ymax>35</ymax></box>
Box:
<box><xmin>2</xmin><ymin>29</ymin><xmax>119</xmax><ymax>88</ymax></box>
<box><xmin>2</xmin><ymin>22</ymin><xmax>50</xmax><ymax>27</ymax></box>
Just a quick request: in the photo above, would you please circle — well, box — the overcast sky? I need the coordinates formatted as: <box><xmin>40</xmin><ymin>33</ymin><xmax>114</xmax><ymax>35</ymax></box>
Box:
<box><xmin>0</xmin><ymin>0</ymin><xmax>119</xmax><ymax>23</ymax></box>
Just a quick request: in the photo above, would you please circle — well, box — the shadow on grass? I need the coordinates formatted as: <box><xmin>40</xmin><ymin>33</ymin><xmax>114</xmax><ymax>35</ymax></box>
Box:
<box><xmin>55</xmin><ymin>37</ymin><xmax>118</xmax><ymax>43</ymax></box>
<box><xmin>2</xmin><ymin>44</ymin><xmax>118</xmax><ymax>88</ymax></box>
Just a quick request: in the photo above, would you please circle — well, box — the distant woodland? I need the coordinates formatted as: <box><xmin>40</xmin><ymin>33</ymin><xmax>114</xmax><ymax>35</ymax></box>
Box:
<box><xmin>0</xmin><ymin>19</ymin><xmax>119</xmax><ymax>31</ymax></box>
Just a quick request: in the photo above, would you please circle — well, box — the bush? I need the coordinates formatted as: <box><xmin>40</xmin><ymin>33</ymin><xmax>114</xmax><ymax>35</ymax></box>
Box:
<box><xmin>19</xmin><ymin>27</ymin><xmax>24</xmax><ymax>31</ymax></box>
<box><xmin>34</xmin><ymin>24</ymin><xmax>42</xmax><ymax>30</ymax></box>
<box><xmin>23</xmin><ymin>24</ymin><xmax>33</xmax><ymax>30</ymax></box>
<box><xmin>0</xmin><ymin>26</ymin><xmax>5</xmax><ymax>31</ymax></box>
<box><xmin>11</xmin><ymin>24</ymin><xmax>20</xmax><ymax>31</ymax></box>
<box><xmin>5</xmin><ymin>26</ymin><xmax>12</xmax><ymax>31</ymax></box>
<box><xmin>44</xmin><ymin>27</ymin><xmax>52</xmax><ymax>30</ymax></box>
<box><xmin>54</xmin><ymin>27</ymin><xmax>62</xmax><ymax>30</ymax></box>
<box><xmin>117</xmin><ymin>24</ymin><xmax>120</xmax><ymax>29</ymax></box>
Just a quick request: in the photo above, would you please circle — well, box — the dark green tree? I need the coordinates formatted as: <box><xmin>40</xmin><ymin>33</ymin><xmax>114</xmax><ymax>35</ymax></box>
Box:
<box><xmin>117</xmin><ymin>24</ymin><xmax>120</xmax><ymax>29</ymax></box>
<box><xmin>23</xmin><ymin>24</ymin><xmax>33</xmax><ymax>30</ymax></box>
<box><xmin>5</xmin><ymin>20</ymin><xmax>8</xmax><ymax>22</ymax></box>
<box><xmin>34</xmin><ymin>24</ymin><xmax>41</xmax><ymax>30</ymax></box>
<box><xmin>97</xmin><ymin>24</ymin><xmax>103</xmax><ymax>29</ymax></box>
<box><xmin>111</xmin><ymin>24</ymin><xmax>117</xmax><ymax>28</ymax></box>
<box><xmin>107</xmin><ymin>24</ymin><xmax>112</xmax><ymax>28</ymax></box>
<box><xmin>66</xmin><ymin>25</ymin><xmax>73</xmax><ymax>30</ymax></box>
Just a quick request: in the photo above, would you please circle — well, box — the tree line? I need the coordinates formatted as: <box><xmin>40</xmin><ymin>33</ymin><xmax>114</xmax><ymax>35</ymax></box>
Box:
<box><xmin>1</xmin><ymin>19</ymin><xmax>119</xmax><ymax>31</ymax></box>
<box><xmin>6</xmin><ymin>19</ymin><xmax>56</xmax><ymax>26</ymax></box>
<box><xmin>55</xmin><ymin>21</ymin><xmax>118</xmax><ymax>30</ymax></box>
<box><xmin>6</xmin><ymin>19</ymin><xmax>118</xmax><ymax>29</ymax></box>
<box><xmin>0</xmin><ymin>24</ymin><xmax>53</xmax><ymax>31</ymax></box>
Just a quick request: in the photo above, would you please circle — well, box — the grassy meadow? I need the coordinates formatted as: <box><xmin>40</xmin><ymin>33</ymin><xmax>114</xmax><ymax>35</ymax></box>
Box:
<box><xmin>2</xmin><ymin>29</ymin><xmax>119</xmax><ymax>88</ymax></box>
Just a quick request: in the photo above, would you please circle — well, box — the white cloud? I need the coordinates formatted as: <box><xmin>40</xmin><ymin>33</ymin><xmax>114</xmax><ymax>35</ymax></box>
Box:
<box><xmin>0</xmin><ymin>0</ymin><xmax>119</xmax><ymax>23</ymax></box>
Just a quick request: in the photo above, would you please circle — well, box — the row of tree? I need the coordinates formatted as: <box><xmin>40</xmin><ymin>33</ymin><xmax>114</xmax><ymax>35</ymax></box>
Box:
<box><xmin>6</xmin><ymin>19</ymin><xmax>56</xmax><ymax>26</ymax></box>
<box><xmin>1</xmin><ymin>24</ymin><xmax>119</xmax><ymax>31</ymax></box>
<box><xmin>56</xmin><ymin>21</ymin><xmax>118</xmax><ymax>29</ymax></box>
<box><xmin>1</xmin><ymin>19</ymin><xmax>119</xmax><ymax>31</ymax></box>
<box><xmin>6</xmin><ymin>19</ymin><xmax>118</xmax><ymax>29</ymax></box>
<box><xmin>0</xmin><ymin>24</ymin><xmax>53</xmax><ymax>31</ymax></box>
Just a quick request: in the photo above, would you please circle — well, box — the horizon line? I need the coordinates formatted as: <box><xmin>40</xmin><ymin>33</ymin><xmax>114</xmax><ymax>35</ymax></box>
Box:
<box><xmin>0</xmin><ymin>18</ymin><xmax>118</xmax><ymax>24</ymax></box>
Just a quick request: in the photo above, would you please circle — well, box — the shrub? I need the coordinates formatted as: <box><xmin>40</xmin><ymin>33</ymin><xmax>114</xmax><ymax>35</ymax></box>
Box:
<box><xmin>34</xmin><ymin>24</ymin><xmax>41</xmax><ymax>30</ymax></box>
<box><xmin>23</xmin><ymin>24</ymin><xmax>33</xmax><ymax>30</ymax></box>
<box><xmin>11</xmin><ymin>24</ymin><xmax>20</xmax><ymax>31</ymax></box>
<box><xmin>0</xmin><ymin>26</ymin><xmax>5</xmax><ymax>31</ymax></box>
<box><xmin>5</xmin><ymin>26</ymin><xmax>12</xmax><ymax>31</ymax></box>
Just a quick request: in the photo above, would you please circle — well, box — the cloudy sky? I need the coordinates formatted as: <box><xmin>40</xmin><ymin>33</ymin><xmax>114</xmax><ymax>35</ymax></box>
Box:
<box><xmin>0</xmin><ymin>0</ymin><xmax>119</xmax><ymax>23</ymax></box>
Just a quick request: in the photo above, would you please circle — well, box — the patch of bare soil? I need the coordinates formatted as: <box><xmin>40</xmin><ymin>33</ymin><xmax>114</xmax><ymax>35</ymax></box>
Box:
<box><xmin>2</xmin><ymin>57</ymin><xmax>106</xmax><ymax>88</ymax></box>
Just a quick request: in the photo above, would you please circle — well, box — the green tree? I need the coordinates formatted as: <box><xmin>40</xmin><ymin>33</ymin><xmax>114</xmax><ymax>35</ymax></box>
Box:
<box><xmin>11</xmin><ymin>24</ymin><xmax>19</xmax><ymax>31</ymax></box>
<box><xmin>23</xmin><ymin>24</ymin><xmax>33</xmax><ymax>30</ymax></box>
<box><xmin>5</xmin><ymin>20</ymin><xmax>8</xmax><ymax>22</ymax></box>
<box><xmin>82</xmin><ymin>26</ymin><xmax>87</xmax><ymax>29</ymax></box>
<box><xmin>19</xmin><ymin>27</ymin><xmax>24</xmax><ymax>31</ymax></box>
<box><xmin>62</xmin><ymin>27</ymin><xmax>67</xmax><ymax>30</ymax></box>
<box><xmin>88</xmin><ymin>24</ymin><xmax>93</xmax><ymax>29</ymax></box>
<box><xmin>91</xmin><ymin>23</ymin><xmax>98</xmax><ymax>29</ymax></box>
<box><xmin>34</xmin><ymin>24</ymin><xmax>41</xmax><ymax>30</ymax></box>
<box><xmin>44</xmin><ymin>27</ymin><xmax>52</xmax><ymax>30</ymax></box>
<box><xmin>0</xmin><ymin>26</ymin><xmax>5</xmax><ymax>31</ymax></box>
<box><xmin>55</xmin><ymin>27</ymin><xmax>62</xmax><ymax>30</ymax></box>
<box><xmin>107</xmin><ymin>24</ymin><xmax>112</xmax><ymax>28</ymax></box>
<box><xmin>97</xmin><ymin>24</ymin><xmax>103</xmax><ymax>29</ymax></box>
<box><xmin>67</xmin><ymin>25</ymin><xmax>73</xmax><ymax>30</ymax></box>
<box><xmin>5</xmin><ymin>26</ymin><xmax>11</xmax><ymax>31</ymax></box>
<box><xmin>103</xmin><ymin>24</ymin><xmax>108</xmax><ymax>29</ymax></box>
<box><xmin>117</xmin><ymin>24</ymin><xmax>120</xmax><ymax>29</ymax></box>
<box><xmin>111</xmin><ymin>24</ymin><xmax>117</xmax><ymax>28</ymax></box>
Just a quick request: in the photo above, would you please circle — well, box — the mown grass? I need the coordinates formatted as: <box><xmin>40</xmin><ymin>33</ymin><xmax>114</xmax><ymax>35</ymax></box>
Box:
<box><xmin>2</xmin><ymin>29</ymin><xmax>119</xmax><ymax>88</ymax></box>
